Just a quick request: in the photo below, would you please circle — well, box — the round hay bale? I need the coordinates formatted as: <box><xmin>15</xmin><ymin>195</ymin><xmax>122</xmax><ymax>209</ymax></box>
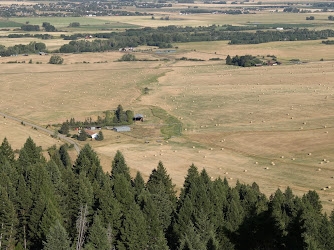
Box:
<box><xmin>265</xmin><ymin>167</ymin><xmax>270</xmax><ymax>170</ymax></box>
<box><xmin>255</xmin><ymin>162</ymin><xmax>258</xmax><ymax>165</ymax></box>
<box><xmin>328</xmin><ymin>186</ymin><xmax>332</xmax><ymax>189</ymax></box>
<box><xmin>225</xmin><ymin>172</ymin><xmax>228</xmax><ymax>175</ymax></box>
<box><xmin>317</xmin><ymin>168</ymin><xmax>321</xmax><ymax>171</ymax></box>
<box><xmin>192</xmin><ymin>146</ymin><xmax>195</xmax><ymax>149</ymax></box>
<box><xmin>271</xmin><ymin>162</ymin><xmax>275</xmax><ymax>166</ymax></box>
<box><xmin>244</xmin><ymin>170</ymin><xmax>247</xmax><ymax>172</ymax></box>
<box><xmin>281</xmin><ymin>156</ymin><xmax>284</xmax><ymax>159</ymax></box>
<box><xmin>292</xmin><ymin>158</ymin><xmax>295</xmax><ymax>160</ymax></box>
<box><xmin>308</xmin><ymin>153</ymin><xmax>312</xmax><ymax>156</ymax></box>
<box><xmin>221</xmin><ymin>148</ymin><xmax>224</xmax><ymax>150</ymax></box>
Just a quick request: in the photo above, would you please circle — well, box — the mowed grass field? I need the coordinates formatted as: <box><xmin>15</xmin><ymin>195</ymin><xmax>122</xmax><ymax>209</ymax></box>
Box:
<box><xmin>2</xmin><ymin>6</ymin><xmax>334</xmax><ymax>211</ymax></box>
<box><xmin>0</xmin><ymin>117</ymin><xmax>62</xmax><ymax>153</ymax></box>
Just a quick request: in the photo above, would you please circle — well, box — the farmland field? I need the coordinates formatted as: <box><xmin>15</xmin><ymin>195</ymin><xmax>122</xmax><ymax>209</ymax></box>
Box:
<box><xmin>2</xmin><ymin>1</ymin><xmax>334</xmax><ymax>213</ymax></box>
<box><xmin>1</xmin><ymin>42</ymin><xmax>334</xmax><ymax>211</ymax></box>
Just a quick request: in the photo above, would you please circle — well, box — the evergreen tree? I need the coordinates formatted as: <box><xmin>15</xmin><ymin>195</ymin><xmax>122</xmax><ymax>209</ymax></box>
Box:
<box><xmin>133</xmin><ymin>171</ymin><xmax>145</xmax><ymax>199</ymax></box>
<box><xmin>59</xmin><ymin>145</ymin><xmax>72</xmax><ymax>169</ymax></box>
<box><xmin>78</xmin><ymin>130</ymin><xmax>88</xmax><ymax>141</ymax></box>
<box><xmin>142</xmin><ymin>195</ymin><xmax>168</xmax><ymax>250</ymax></box>
<box><xmin>59</xmin><ymin>122</ymin><xmax>69</xmax><ymax>135</ymax></box>
<box><xmin>0</xmin><ymin>187</ymin><xmax>18</xmax><ymax>249</ymax></box>
<box><xmin>43</xmin><ymin>220</ymin><xmax>71</xmax><ymax>250</ymax></box>
<box><xmin>0</xmin><ymin>137</ymin><xmax>15</xmax><ymax>165</ymax></box>
<box><xmin>16</xmin><ymin>174</ymin><xmax>33</xmax><ymax>249</ymax></box>
<box><xmin>98</xmin><ymin>179</ymin><xmax>122</xmax><ymax>236</ymax></box>
<box><xmin>117</xmin><ymin>204</ymin><xmax>148</xmax><ymax>249</ymax></box>
<box><xmin>86</xmin><ymin>213</ymin><xmax>109</xmax><ymax>250</ymax></box>
<box><xmin>96</xmin><ymin>131</ymin><xmax>104</xmax><ymax>141</ymax></box>
<box><xmin>226</xmin><ymin>55</ymin><xmax>232</xmax><ymax>65</ymax></box>
<box><xmin>179</xmin><ymin>222</ymin><xmax>206</xmax><ymax>250</ymax></box>
<box><xmin>115</xmin><ymin>105</ymin><xmax>124</xmax><ymax>123</ymax></box>
<box><xmin>111</xmin><ymin>151</ymin><xmax>131</xmax><ymax>181</ymax></box>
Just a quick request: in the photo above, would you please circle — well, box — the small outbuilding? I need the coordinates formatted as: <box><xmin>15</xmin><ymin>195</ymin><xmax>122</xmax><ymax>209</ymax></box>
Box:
<box><xmin>113</xmin><ymin>126</ymin><xmax>131</xmax><ymax>132</ymax></box>
<box><xmin>133</xmin><ymin>114</ymin><xmax>144</xmax><ymax>122</ymax></box>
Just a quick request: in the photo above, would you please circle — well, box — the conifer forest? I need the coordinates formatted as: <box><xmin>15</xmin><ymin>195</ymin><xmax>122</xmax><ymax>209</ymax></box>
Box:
<box><xmin>0</xmin><ymin>137</ymin><xmax>334</xmax><ymax>250</ymax></box>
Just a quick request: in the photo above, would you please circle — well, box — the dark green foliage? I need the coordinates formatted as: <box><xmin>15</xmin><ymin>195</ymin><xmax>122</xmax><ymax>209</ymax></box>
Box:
<box><xmin>42</xmin><ymin>22</ymin><xmax>57</xmax><ymax>32</ymax></box>
<box><xmin>111</xmin><ymin>150</ymin><xmax>131</xmax><ymax>181</ymax></box>
<box><xmin>49</xmin><ymin>55</ymin><xmax>64</xmax><ymax>65</ymax></box>
<box><xmin>43</xmin><ymin>220</ymin><xmax>71</xmax><ymax>250</ymax></box>
<box><xmin>59</xmin><ymin>145</ymin><xmax>72</xmax><ymax>168</ymax></box>
<box><xmin>86</xmin><ymin>214</ymin><xmax>109</xmax><ymax>250</ymax></box>
<box><xmin>225</xmin><ymin>55</ymin><xmax>232</xmax><ymax>65</ymax></box>
<box><xmin>59</xmin><ymin>122</ymin><xmax>69</xmax><ymax>135</ymax></box>
<box><xmin>69</xmin><ymin>22</ymin><xmax>80</xmax><ymax>27</ymax></box>
<box><xmin>57</xmin><ymin>26</ymin><xmax>334</xmax><ymax>54</ymax></box>
<box><xmin>78</xmin><ymin>130</ymin><xmax>88</xmax><ymax>141</ymax></box>
<box><xmin>96</xmin><ymin>131</ymin><xmax>104</xmax><ymax>141</ymax></box>
<box><xmin>117</xmin><ymin>204</ymin><xmax>148</xmax><ymax>249</ymax></box>
<box><xmin>66</xmin><ymin>106</ymin><xmax>133</xmax><ymax>127</ymax></box>
<box><xmin>0</xmin><ymin>137</ymin><xmax>15</xmax><ymax>165</ymax></box>
<box><xmin>1</xmin><ymin>137</ymin><xmax>334</xmax><ymax>250</ymax></box>
<box><xmin>0</xmin><ymin>186</ymin><xmax>18</xmax><ymax>249</ymax></box>
<box><xmin>119</xmin><ymin>53</ymin><xmax>136</xmax><ymax>61</ymax></box>
<box><xmin>226</xmin><ymin>55</ymin><xmax>263</xmax><ymax>67</ymax></box>
<box><xmin>21</xmin><ymin>24</ymin><xmax>40</xmax><ymax>31</ymax></box>
<box><xmin>133</xmin><ymin>171</ymin><xmax>145</xmax><ymax>198</ymax></box>
<box><xmin>0</xmin><ymin>42</ymin><xmax>46</xmax><ymax>57</ymax></box>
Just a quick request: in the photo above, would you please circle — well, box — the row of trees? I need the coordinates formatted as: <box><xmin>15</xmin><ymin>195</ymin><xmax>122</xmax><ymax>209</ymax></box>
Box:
<box><xmin>20</xmin><ymin>23</ymin><xmax>56</xmax><ymax>32</ymax></box>
<box><xmin>226</xmin><ymin>55</ymin><xmax>263</xmax><ymax>67</ymax></box>
<box><xmin>0</xmin><ymin>42</ymin><xmax>47</xmax><ymax>57</ymax></box>
<box><xmin>59</xmin><ymin>105</ymin><xmax>134</xmax><ymax>132</ymax></box>
<box><xmin>57</xmin><ymin>26</ymin><xmax>334</xmax><ymax>53</ymax></box>
<box><xmin>1</xmin><ymin>137</ymin><xmax>334</xmax><ymax>249</ymax></box>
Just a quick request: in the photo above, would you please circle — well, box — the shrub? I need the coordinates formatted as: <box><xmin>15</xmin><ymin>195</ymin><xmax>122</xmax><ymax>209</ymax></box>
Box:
<box><xmin>49</xmin><ymin>55</ymin><xmax>64</xmax><ymax>64</ymax></box>
<box><xmin>119</xmin><ymin>54</ymin><xmax>136</xmax><ymax>61</ymax></box>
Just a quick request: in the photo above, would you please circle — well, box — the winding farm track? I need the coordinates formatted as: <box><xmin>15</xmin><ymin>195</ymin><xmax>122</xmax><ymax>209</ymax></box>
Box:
<box><xmin>0</xmin><ymin>111</ymin><xmax>80</xmax><ymax>154</ymax></box>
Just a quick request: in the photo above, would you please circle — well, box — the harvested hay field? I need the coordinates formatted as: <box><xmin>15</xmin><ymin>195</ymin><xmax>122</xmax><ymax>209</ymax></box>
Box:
<box><xmin>0</xmin><ymin>117</ymin><xmax>61</xmax><ymax>151</ymax></box>
<box><xmin>2</xmin><ymin>44</ymin><xmax>334</xmax><ymax>211</ymax></box>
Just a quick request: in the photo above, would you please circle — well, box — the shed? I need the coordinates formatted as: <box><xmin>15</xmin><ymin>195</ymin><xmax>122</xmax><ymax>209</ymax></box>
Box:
<box><xmin>133</xmin><ymin>114</ymin><xmax>144</xmax><ymax>122</ymax></box>
<box><xmin>113</xmin><ymin>126</ymin><xmax>131</xmax><ymax>132</ymax></box>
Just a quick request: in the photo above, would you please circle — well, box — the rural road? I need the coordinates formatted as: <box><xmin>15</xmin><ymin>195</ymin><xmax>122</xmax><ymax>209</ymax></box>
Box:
<box><xmin>0</xmin><ymin>111</ymin><xmax>81</xmax><ymax>154</ymax></box>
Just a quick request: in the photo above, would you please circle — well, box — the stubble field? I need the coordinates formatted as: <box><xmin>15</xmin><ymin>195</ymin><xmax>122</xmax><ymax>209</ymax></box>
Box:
<box><xmin>1</xmin><ymin>42</ymin><xmax>334</xmax><ymax>210</ymax></box>
<box><xmin>1</xmin><ymin>7</ymin><xmax>334</xmax><ymax>211</ymax></box>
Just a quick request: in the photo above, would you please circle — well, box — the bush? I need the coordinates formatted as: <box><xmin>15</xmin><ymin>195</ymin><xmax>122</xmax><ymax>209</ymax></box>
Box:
<box><xmin>69</xmin><ymin>22</ymin><xmax>80</xmax><ymax>27</ymax></box>
<box><xmin>49</xmin><ymin>55</ymin><xmax>64</xmax><ymax>64</ymax></box>
<box><xmin>119</xmin><ymin>54</ymin><xmax>136</xmax><ymax>61</ymax></box>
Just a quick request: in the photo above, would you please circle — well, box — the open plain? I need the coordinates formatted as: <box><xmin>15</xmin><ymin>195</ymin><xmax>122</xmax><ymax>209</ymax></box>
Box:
<box><xmin>1</xmin><ymin>2</ymin><xmax>334</xmax><ymax>212</ymax></box>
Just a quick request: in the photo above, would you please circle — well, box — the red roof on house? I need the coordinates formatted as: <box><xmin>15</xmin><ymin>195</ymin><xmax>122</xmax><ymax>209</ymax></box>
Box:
<box><xmin>85</xmin><ymin>130</ymin><xmax>98</xmax><ymax>136</ymax></box>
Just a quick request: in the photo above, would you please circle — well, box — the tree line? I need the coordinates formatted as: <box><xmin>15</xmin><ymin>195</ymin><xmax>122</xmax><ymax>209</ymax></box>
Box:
<box><xmin>59</xmin><ymin>105</ymin><xmax>134</xmax><ymax>135</ymax></box>
<box><xmin>1</xmin><ymin>26</ymin><xmax>334</xmax><ymax>57</ymax></box>
<box><xmin>57</xmin><ymin>26</ymin><xmax>334</xmax><ymax>53</ymax></box>
<box><xmin>1</xmin><ymin>137</ymin><xmax>334</xmax><ymax>250</ymax></box>
<box><xmin>0</xmin><ymin>42</ymin><xmax>47</xmax><ymax>57</ymax></box>
<box><xmin>226</xmin><ymin>55</ymin><xmax>263</xmax><ymax>67</ymax></box>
